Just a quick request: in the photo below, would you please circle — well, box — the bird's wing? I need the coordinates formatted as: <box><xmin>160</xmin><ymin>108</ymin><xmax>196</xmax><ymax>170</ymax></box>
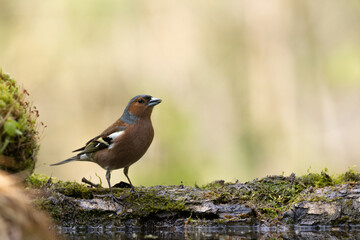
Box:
<box><xmin>72</xmin><ymin>126</ymin><xmax>126</xmax><ymax>154</ymax></box>
<box><xmin>72</xmin><ymin>135</ymin><xmax>100</xmax><ymax>152</ymax></box>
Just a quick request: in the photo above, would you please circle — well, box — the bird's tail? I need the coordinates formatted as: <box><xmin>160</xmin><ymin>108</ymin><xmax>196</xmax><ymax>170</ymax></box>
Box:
<box><xmin>50</xmin><ymin>156</ymin><xmax>80</xmax><ymax>166</ymax></box>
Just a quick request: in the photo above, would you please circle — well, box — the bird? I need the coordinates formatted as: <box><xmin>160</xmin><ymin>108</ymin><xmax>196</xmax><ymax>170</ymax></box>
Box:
<box><xmin>50</xmin><ymin>94</ymin><xmax>161</xmax><ymax>202</ymax></box>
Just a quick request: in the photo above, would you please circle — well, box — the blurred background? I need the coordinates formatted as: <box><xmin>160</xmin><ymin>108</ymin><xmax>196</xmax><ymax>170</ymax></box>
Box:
<box><xmin>1</xmin><ymin>0</ymin><xmax>360</xmax><ymax>186</ymax></box>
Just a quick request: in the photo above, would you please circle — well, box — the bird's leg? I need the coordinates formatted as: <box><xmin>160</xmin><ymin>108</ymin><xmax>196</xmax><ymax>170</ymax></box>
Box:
<box><xmin>106</xmin><ymin>170</ymin><xmax>121</xmax><ymax>203</ymax></box>
<box><xmin>123</xmin><ymin>167</ymin><xmax>139</xmax><ymax>197</ymax></box>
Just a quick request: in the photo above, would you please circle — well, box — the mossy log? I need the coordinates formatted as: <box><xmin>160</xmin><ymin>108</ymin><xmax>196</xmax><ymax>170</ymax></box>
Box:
<box><xmin>26</xmin><ymin>170</ymin><xmax>360</xmax><ymax>232</ymax></box>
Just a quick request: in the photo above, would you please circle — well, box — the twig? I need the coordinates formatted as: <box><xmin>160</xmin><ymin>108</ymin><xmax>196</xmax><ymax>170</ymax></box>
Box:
<box><xmin>81</xmin><ymin>177</ymin><xmax>100</xmax><ymax>188</ymax></box>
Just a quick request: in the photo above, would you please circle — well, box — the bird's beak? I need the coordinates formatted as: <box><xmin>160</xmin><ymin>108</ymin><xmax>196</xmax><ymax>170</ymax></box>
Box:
<box><xmin>148</xmin><ymin>97</ymin><xmax>162</xmax><ymax>107</ymax></box>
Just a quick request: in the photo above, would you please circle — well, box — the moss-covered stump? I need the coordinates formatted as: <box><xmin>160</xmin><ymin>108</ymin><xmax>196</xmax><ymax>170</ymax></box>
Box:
<box><xmin>26</xmin><ymin>169</ymin><xmax>360</xmax><ymax>231</ymax></box>
<box><xmin>0</xmin><ymin>69</ymin><xmax>44</xmax><ymax>178</ymax></box>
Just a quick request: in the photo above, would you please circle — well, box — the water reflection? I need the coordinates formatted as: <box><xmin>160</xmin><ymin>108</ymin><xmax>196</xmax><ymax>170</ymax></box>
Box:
<box><xmin>61</xmin><ymin>225</ymin><xmax>360</xmax><ymax>239</ymax></box>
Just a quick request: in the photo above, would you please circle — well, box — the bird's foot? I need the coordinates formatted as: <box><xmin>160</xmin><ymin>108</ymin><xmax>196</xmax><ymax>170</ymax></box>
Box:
<box><xmin>111</xmin><ymin>181</ymin><xmax>140</xmax><ymax>198</ymax></box>
<box><xmin>130</xmin><ymin>187</ymin><xmax>140</xmax><ymax>198</ymax></box>
<box><xmin>110</xmin><ymin>194</ymin><xmax>123</xmax><ymax>204</ymax></box>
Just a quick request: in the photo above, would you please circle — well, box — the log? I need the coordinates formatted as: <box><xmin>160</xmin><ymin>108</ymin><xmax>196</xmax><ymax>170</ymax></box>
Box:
<box><xmin>26</xmin><ymin>170</ymin><xmax>360</xmax><ymax>233</ymax></box>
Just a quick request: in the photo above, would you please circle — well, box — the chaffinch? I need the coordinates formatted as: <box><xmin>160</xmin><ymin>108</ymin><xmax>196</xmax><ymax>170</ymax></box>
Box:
<box><xmin>51</xmin><ymin>95</ymin><xmax>161</xmax><ymax>202</ymax></box>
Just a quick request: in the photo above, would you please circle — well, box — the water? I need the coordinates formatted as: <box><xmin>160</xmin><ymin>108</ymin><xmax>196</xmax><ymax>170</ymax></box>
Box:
<box><xmin>60</xmin><ymin>225</ymin><xmax>360</xmax><ymax>239</ymax></box>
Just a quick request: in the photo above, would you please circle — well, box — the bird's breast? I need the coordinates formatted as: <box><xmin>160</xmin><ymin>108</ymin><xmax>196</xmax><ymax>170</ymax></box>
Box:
<box><xmin>94</xmin><ymin>120</ymin><xmax>154</xmax><ymax>170</ymax></box>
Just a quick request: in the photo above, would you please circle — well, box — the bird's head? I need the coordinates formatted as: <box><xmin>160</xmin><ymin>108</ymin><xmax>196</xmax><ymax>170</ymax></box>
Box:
<box><xmin>121</xmin><ymin>95</ymin><xmax>162</xmax><ymax>124</ymax></box>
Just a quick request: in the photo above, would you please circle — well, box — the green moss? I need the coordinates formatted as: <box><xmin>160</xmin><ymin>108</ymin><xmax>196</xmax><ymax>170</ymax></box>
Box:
<box><xmin>201</xmin><ymin>181</ymin><xmax>237</xmax><ymax>204</ymax></box>
<box><xmin>298</xmin><ymin>169</ymin><xmax>333</xmax><ymax>188</ymax></box>
<box><xmin>54</xmin><ymin>181</ymin><xmax>95</xmax><ymax>199</ymax></box>
<box><xmin>26</xmin><ymin>173</ymin><xmax>50</xmax><ymax>188</ymax></box>
<box><xmin>258</xmin><ymin>207</ymin><xmax>279</xmax><ymax>218</ymax></box>
<box><xmin>26</xmin><ymin>173</ymin><xmax>98</xmax><ymax>199</ymax></box>
<box><xmin>339</xmin><ymin>168</ymin><xmax>360</xmax><ymax>182</ymax></box>
<box><xmin>0</xmin><ymin>69</ymin><xmax>44</xmax><ymax>176</ymax></box>
<box><xmin>121</xmin><ymin>189</ymin><xmax>186</xmax><ymax>219</ymax></box>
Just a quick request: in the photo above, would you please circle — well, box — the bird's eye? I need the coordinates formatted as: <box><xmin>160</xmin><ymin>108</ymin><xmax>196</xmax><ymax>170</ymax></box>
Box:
<box><xmin>137</xmin><ymin>99</ymin><xmax>145</xmax><ymax>104</ymax></box>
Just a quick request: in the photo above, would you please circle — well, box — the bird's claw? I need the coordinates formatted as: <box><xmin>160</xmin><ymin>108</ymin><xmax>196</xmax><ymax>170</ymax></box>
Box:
<box><xmin>110</xmin><ymin>194</ymin><xmax>124</xmax><ymax>204</ymax></box>
<box><xmin>131</xmin><ymin>187</ymin><xmax>140</xmax><ymax>198</ymax></box>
